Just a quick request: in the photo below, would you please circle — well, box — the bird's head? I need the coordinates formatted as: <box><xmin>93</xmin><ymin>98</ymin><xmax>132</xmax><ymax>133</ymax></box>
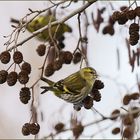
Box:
<box><xmin>80</xmin><ymin>67</ymin><xmax>98</xmax><ymax>82</ymax></box>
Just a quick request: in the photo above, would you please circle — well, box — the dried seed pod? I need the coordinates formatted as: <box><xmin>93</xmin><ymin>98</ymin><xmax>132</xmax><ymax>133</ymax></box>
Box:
<box><xmin>123</xmin><ymin>115</ymin><xmax>134</xmax><ymax>126</ymax></box>
<box><xmin>129</xmin><ymin>23</ymin><xmax>139</xmax><ymax>33</ymax></box>
<box><xmin>129</xmin><ymin>38</ymin><xmax>138</xmax><ymax>46</ymax></box>
<box><xmin>63</xmin><ymin>51</ymin><xmax>73</xmax><ymax>64</ymax></box>
<box><xmin>54</xmin><ymin>122</ymin><xmax>65</xmax><ymax>132</ymax></box>
<box><xmin>91</xmin><ymin>90</ymin><xmax>101</xmax><ymax>102</ymax></box>
<box><xmin>0</xmin><ymin>51</ymin><xmax>11</xmax><ymax>64</ymax></box>
<box><xmin>21</xmin><ymin>62</ymin><xmax>31</xmax><ymax>74</ymax></box>
<box><xmin>123</xmin><ymin>94</ymin><xmax>131</xmax><ymax>105</ymax></box>
<box><xmin>73</xmin><ymin>52</ymin><xmax>82</xmax><ymax>64</ymax></box>
<box><xmin>130</xmin><ymin>32</ymin><xmax>139</xmax><ymax>41</ymax></box>
<box><xmin>112</xmin><ymin>127</ymin><xmax>120</xmax><ymax>135</ymax></box>
<box><xmin>118</xmin><ymin>12</ymin><xmax>128</xmax><ymax>25</ymax></box>
<box><xmin>130</xmin><ymin>92</ymin><xmax>139</xmax><ymax>100</ymax></box>
<box><xmin>126</xmin><ymin>10</ymin><xmax>136</xmax><ymax>20</ymax></box>
<box><xmin>18</xmin><ymin>70</ymin><xmax>29</xmax><ymax>84</ymax></box>
<box><xmin>19</xmin><ymin>87</ymin><xmax>31</xmax><ymax>104</ymax></box>
<box><xmin>111</xmin><ymin>11</ymin><xmax>121</xmax><ymax>21</ymax></box>
<box><xmin>72</xmin><ymin>123</ymin><xmax>84</xmax><ymax>139</ymax></box>
<box><xmin>22</xmin><ymin>123</ymin><xmax>30</xmax><ymax>136</ymax></box>
<box><xmin>58</xmin><ymin>42</ymin><xmax>65</xmax><ymax>49</ymax></box>
<box><xmin>123</xmin><ymin>126</ymin><xmax>133</xmax><ymax>138</ymax></box>
<box><xmin>102</xmin><ymin>25</ymin><xmax>115</xmax><ymax>35</ymax></box>
<box><xmin>129</xmin><ymin>31</ymin><xmax>139</xmax><ymax>46</ymax></box>
<box><xmin>135</xmin><ymin>6</ymin><xmax>140</xmax><ymax>17</ymax></box>
<box><xmin>28</xmin><ymin>123</ymin><xmax>40</xmax><ymax>135</ymax></box>
<box><xmin>44</xmin><ymin>63</ymin><xmax>54</xmax><ymax>77</ymax></box>
<box><xmin>36</xmin><ymin>44</ymin><xmax>46</xmax><ymax>56</ymax></box>
<box><xmin>7</xmin><ymin>71</ymin><xmax>18</xmax><ymax>86</ymax></box>
<box><xmin>110</xmin><ymin>109</ymin><xmax>120</xmax><ymax>120</ymax></box>
<box><xmin>0</xmin><ymin>70</ymin><xmax>8</xmax><ymax>84</ymax></box>
<box><xmin>82</xmin><ymin>96</ymin><xmax>93</xmax><ymax>109</ymax></box>
<box><xmin>13</xmin><ymin>51</ymin><xmax>23</xmax><ymax>64</ymax></box>
<box><xmin>53</xmin><ymin>59</ymin><xmax>63</xmax><ymax>71</ymax></box>
<box><xmin>120</xmin><ymin>6</ymin><xmax>128</xmax><ymax>11</ymax></box>
<box><xmin>93</xmin><ymin>80</ymin><xmax>104</xmax><ymax>90</ymax></box>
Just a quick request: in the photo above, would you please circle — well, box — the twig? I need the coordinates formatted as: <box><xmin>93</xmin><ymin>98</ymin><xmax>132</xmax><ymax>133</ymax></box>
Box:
<box><xmin>7</xmin><ymin>0</ymin><xmax>97</xmax><ymax>51</ymax></box>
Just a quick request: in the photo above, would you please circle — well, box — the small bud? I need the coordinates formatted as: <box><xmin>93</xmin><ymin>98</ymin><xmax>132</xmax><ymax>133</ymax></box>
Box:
<box><xmin>54</xmin><ymin>122</ymin><xmax>65</xmax><ymax>132</ymax></box>
<box><xmin>112</xmin><ymin>127</ymin><xmax>120</xmax><ymax>135</ymax></box>
<box><xmin>123</xmin><ymin>94</ymin><xmax>131</xmax><ymax>105</ymax></box>
<box><xmin>110</xmin><ymin>109</ymin><xmax>120</xmax><ymax>120</ymax></box>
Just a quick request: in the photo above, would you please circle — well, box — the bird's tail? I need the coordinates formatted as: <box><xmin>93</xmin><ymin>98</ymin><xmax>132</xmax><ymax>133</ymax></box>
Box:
<box><xmin>41</xmin><ymin>77</ymin><xmax>54</xmax><ymax>86</ymax></box>
<box><xmin>40</xmin><ymin>86</ymin><xmax>54</xmax><ymax>94</ymax></box>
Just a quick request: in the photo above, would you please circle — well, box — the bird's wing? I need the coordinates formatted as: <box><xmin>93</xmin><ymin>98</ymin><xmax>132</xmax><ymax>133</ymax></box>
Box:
<box><xmin>56</xmin><ymin>72</ymin><xmax>86</xmax><ymax>94</ymax></box>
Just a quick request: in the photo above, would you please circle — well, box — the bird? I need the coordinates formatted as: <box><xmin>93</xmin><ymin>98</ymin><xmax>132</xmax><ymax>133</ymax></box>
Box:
<box><xmin>10</xmin><ymin>13</ymin><xmax>72</xmax><ymax>41</ymax></box>
<box><xmin>41</xmin><ymin>67</ymin><xmax>98</xmax><ymax>105</ymax></box>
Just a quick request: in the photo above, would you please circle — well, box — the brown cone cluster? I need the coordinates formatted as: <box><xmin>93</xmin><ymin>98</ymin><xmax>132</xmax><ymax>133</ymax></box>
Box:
<box><xmin>44</xmin><ymin>51</ymin><xmax>73</xmax><ymax>77</ymax></box>
<box><xmin>123</xmin><ymin>92</ymin><xmax>140</xmax><ymax>105</ymax></box>
<box><xmin>111</xmin><ymin>6</ymin><xmax>140</xmax><ymax>46</ymax></box>
<box><xmin>22</xmin><ymin>123</ymin><xmax>40</xmax><ymax>136</ymax></box>
<box><xmin>19</xmin><ymin>87</ymin><xmax>31</xmax><ymax>104</ymax></box>
<box><xmin>0</xmin><ymin>48</ymin><xmax>31</xmax><ymax>87</ymax></box>
<box><xmin>73</xmin><ymin>79</ymin><xmax>104</xmax><ymax>111</ymax></box>
<box><xmin>111</xmin><ymin>97</ymin><xmax>140</xmax><ymax>138</ymax></box>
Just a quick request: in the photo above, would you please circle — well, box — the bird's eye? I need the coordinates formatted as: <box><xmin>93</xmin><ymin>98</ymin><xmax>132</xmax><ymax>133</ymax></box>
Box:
<box><xmin>90</xmin><ymin>71</ymin><xmax>93</xmax><ymax>74</ymax></box>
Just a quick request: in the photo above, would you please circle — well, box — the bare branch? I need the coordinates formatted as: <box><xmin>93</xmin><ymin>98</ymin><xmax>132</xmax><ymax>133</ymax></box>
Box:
<box><xmin>7</xmin><ymin>0</ymin><xmax>97</xmax><ymax>51</ymax></box>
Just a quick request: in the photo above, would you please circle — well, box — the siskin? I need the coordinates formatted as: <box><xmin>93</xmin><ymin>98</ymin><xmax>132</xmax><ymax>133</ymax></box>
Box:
<box><xmin>11</xmin><ymin>13</ymin><xmax>72</xmax><ymax>41</ymax></box>
<box><xmin>41</xmin><ymin>67</ymin><xmax>98</xmax><ymax>105</ymax></box>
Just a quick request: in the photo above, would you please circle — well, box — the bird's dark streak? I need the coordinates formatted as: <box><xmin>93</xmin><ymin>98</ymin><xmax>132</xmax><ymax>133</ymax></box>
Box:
<box><xmin>54</xmin><ymin>80</ymin><xmax>65</xmax><ymax>91</ymax></box>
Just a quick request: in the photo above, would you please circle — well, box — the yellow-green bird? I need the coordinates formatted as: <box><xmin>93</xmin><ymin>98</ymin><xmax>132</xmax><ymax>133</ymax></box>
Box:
<box><xmin>11</xmin><ymin>14</ymin><xmax>72</xmax><ymax>41</ymax></box>
<box><xmin>41</xmin><ymin>67</ymin><xmax>98</xmax><ymax>104</ymax></box>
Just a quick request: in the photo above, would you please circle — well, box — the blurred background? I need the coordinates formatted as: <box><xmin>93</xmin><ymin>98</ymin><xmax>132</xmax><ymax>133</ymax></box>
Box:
<box><xmin>0</xmin><ymin>1</ymin><xmax>139</xmax><ymax>139</ymax></box>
